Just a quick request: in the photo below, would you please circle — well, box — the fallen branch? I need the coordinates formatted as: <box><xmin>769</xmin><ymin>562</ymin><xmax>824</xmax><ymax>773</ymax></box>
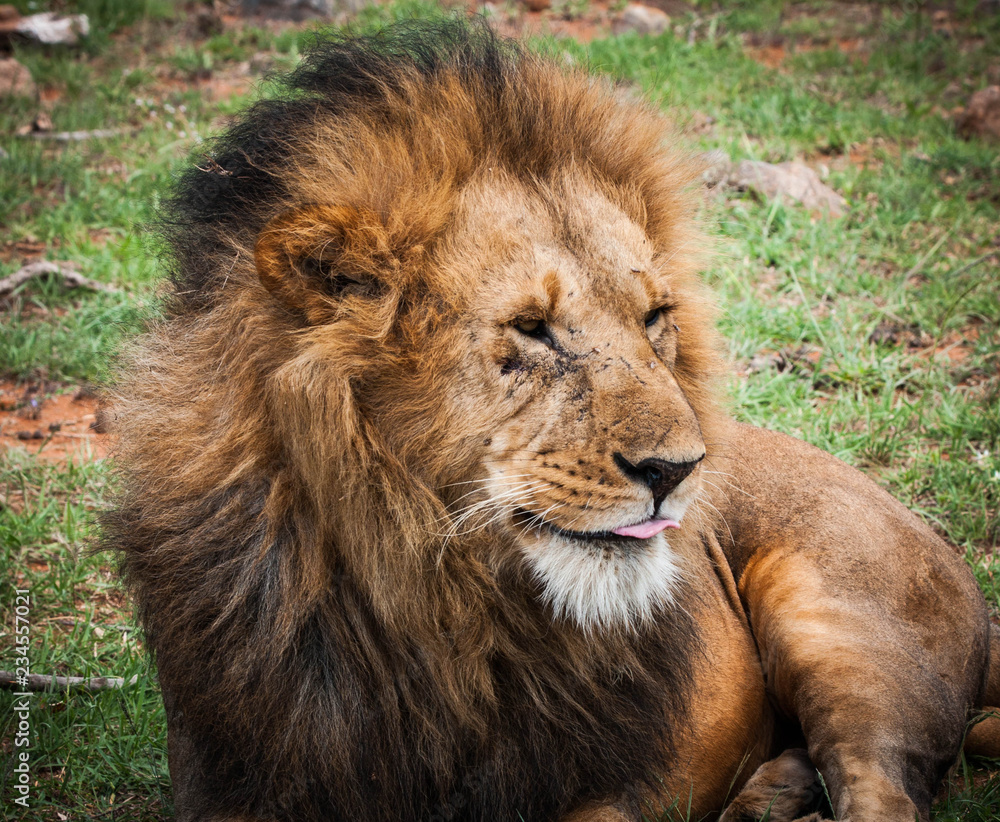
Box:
<box><xmin>0</xmin><ymin>670</ymin><xmax>139</xmax><ymax>693</ymax></box>
<box><xmin>0</xmin><ymin>261</ymin><xmax>120</xmax><ymax>299</ymax></box>
<box><xmin>25</xmin><ymin>128</ymin><xmax>126</xmax><ymax>142</ymax></box>
<box><xmin>0</xmin><ymin>12</ymin><xmax>90</xmax><ymax>46</ymax></box>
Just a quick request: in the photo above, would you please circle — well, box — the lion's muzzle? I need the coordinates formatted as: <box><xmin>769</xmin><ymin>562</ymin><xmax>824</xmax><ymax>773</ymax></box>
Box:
<box><xmin>612</xmin><ymin>452</ymin><xmax>704</xmax><ymax>511</ymax></box>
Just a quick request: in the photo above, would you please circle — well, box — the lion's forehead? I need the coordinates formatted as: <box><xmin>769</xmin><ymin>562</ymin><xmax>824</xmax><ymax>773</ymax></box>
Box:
<box><xmin>444</xmin><ymin>172</ymin><xmax>661</xmax><ymax>317</ymax></box>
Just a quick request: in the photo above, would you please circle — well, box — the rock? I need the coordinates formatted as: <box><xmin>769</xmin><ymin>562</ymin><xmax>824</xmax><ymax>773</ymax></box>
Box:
<box><xmin>699</xmin><ymin>149</ymin><xmax>732</xmax><ymax>188</ymax></box>
<box><xmin>747</xmin><ymin>350</ymin><xmax>787</xmax><ymax>374</ymax></box>
<box><xmin>524</xmin><ymin>0</ymin><xmax>552</xmax><ymax>11</ymax></box>
<box><xmin>33</xmin><ymin>111</ymin><xmax>53</xmax><ymax>131</ymax></box>
<box><xmin>193</xmin><ymin>7</ymin><xmax>225</xmax><ymax>37</ymax></box>
<box><xmin>956</xmin><ymin>86</ymin><xmax>1000</xmax><ymax>143</ymax></box>
<box><xmin>0</xmin><ymin>58</ymin><xmax>36</xmax><ymax>100</ymax></box>
<box><xmin>2</xmin><ymin>12</ymin><xmax>90</xmax><ymax>45</ymax></box>
<box><xmin>614</xmin><ymin>3</ymin><xmax>670</xmax><ymax>36</ymax></box>
<box><xmin>239</xmin><ymin>0</ymin><xmax>364</xmax><ymax>19</ymax></box>
<box><xmin>868</xmin><ymin>321</ymin><xmax>931</xmax><ymax>349</ymax></box>
<box><xmin>15</xmin><ymin>111</ymin><xmax>52</xmax><ymax>137</ymax></box>
<box><xmin>732</xmin><ymin>159</ymin><xmax>847</xmax><ymax>217</ymax></box>
<box><xmin>688</xmin><ymin>110</ymin><xmax>716</xmax><ymax>136</ymax></box>
<box><xmin>700</xmin><ymin>152</ymin><xmax>847</xmax><ymax>216</ymax></box>
<box><xmin>248</xmin><ymin>54</ymin><xmax>275</xmax><ymax>75</ymax></box>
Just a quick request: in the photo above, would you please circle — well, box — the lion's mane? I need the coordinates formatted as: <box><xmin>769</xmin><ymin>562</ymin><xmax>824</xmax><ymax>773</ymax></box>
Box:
<box><xmin>106</xmin><ymin>20</ymin><xmax>713</xmax><ymax>821</ymax></box>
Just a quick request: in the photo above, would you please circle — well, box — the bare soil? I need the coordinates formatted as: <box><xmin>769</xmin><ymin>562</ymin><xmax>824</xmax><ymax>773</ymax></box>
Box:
<box><xmin>0</xmin><ymin>381</ymin><xmax>109</xmax><ymax>464</ymax></box>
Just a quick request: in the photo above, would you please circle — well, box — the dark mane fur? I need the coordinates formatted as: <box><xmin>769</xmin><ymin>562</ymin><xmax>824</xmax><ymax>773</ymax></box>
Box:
<box><xmin>107</xmin><ymin>18</ymin><xmax>703</xmax><ymax>821</ymax></box>
<box><xmin>163</xmin><ymin>22</ymin><xmax>519</xmax><ymax>306</ymax></box>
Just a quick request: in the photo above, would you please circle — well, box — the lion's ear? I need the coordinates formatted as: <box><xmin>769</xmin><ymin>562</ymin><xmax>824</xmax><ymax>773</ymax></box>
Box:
<box><xmin>254</xmin><ymin>204</ymin><xmax>389</xmax><ymax>322</ymax></box>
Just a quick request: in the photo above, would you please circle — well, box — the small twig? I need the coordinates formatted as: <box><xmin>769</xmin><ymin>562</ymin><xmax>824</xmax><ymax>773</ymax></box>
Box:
<box><xmin>938</xmin><ymin>248</ymin><xmax>999</xmax><ymax>283</ymax></box>
<box><xmin>0</xmin><ymin>670</ymin><xmax>139</xmax><ymax>693</ymax></box>
<box><xmin>929</xmin><ymin>249</ymin><xmax>1000</xmax><ymax>358</ymax></box>
<box><xmin>44</xmin><ymin>616</ymin><xmax>134</xmax><ymax>632</ymax></box>
<box><xmin>0</xmin><ymin>260</ymin><xmax>120</xmax><ymax>299</ymax></box>
<box><xmin>22</xmin><ymin>128</ymin><xmax>126</xmax><ymax>142</ymax></box>
<box><xmin>902</xmin><ymin>226</ymin><xmax>953</xmax><ymax>282</ymax></box>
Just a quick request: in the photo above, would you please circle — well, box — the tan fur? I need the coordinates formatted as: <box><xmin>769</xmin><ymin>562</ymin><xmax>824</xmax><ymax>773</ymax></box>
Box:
<box><xmin>107</xmin><ymin>22</ymin><xmax>997</xmax><ymax>822</ymax></box>
<box><xmin>718</xmin><ymin>749</ymin><xmax>821</xmax><ymax>822</ymax></box>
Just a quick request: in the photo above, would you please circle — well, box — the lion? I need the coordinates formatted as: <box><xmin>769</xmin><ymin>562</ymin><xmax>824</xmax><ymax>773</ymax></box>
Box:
<box><xmin>104</xmin><ymin>19</ymin><xmax>1000</xmax><ymax>822</ymax></box>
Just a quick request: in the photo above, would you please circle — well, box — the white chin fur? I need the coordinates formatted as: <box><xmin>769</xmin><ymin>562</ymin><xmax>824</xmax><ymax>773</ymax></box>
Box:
<box><xmin>523</xmin><ymin>533</ymin><xmax>683</xmax><ymax>632</ymax></box>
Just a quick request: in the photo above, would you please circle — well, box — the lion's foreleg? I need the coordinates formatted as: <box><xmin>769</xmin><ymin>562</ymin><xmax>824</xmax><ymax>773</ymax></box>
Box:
<box><xmin>716</xmin><ymin>425</ymin><xmax>989</xmax><ymax>821</ymax></box>
<box><xmin>740</xmin><ymin>548</ymin><xmax>971</xmax><ymax>822</ymax></box>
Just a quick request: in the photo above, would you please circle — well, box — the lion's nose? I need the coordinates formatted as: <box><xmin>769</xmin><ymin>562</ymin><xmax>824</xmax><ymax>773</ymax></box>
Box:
<box><xmin>613</xmin><ymin>453</ymin><xmax>703</xmax><ymax>508</ymax></box>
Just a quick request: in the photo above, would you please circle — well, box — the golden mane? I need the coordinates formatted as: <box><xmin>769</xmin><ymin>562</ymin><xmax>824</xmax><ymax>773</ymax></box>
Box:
<box><xmin>107</xmin><ymin>19</ymin><xmax>721</xmax><ymax>820</ymax></box>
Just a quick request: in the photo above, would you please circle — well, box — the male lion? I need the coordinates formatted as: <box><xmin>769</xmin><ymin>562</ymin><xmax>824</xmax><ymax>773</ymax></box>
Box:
<box><xmin>107</xmin><ymin>19</ymin><xmax>1000</xmax><ymax>822</ymax></box>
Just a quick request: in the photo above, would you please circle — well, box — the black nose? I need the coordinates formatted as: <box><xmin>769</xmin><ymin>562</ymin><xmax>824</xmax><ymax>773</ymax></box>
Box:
<box><xmin>613</xmin><ymin>453</ymin><xmax>703</xmax><ymax>508</ymax></box>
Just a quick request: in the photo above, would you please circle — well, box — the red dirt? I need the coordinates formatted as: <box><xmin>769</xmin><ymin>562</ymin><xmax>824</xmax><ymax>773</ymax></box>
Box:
<box><xmin>0</xmin><ymin>382</ymin><xmax>109</xmax><ymax>464</ymax></box>
<box><xmin>746</xmin><ymin>44</ymin><xmax>786</xmax><ymax>70</ymax></box>
<box><xmin>746</xmin><ymin>37</ymin><xmax>866</xmax><ymax>71</ymax></box>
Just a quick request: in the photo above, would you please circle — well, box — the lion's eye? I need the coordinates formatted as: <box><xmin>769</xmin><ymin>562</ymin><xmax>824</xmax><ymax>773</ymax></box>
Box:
<box><xmin>513</xmin><ymin>318</ymin><xmax>555</xmax><ymax>348</ymax></box>
<box><xmin>644</xmin><ymin>308</ymin><xmax>661</xmax><ymax>328</ymax></box>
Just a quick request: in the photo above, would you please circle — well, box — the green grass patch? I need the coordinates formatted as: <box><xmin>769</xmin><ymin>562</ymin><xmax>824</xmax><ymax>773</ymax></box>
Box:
<box><xmin>7</xmin><ymin>0</ymin><xmax>174</xmax><ymax>38</ymax></box>
<box><xmin>1</xmin><ymin>454</ymin><xmax>168</xmax><ymax>819</ymax></box>
<box><xmin>2</xmin><ymin>1</ymin><xmax>998</xmax><ymax>819</ymax></box>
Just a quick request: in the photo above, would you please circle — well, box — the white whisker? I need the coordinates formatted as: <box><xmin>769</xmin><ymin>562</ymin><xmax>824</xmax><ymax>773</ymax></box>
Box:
<box><xmin>432</xmin><ymin>478</ymin><xmax>554</xmax><ymax>559</ymax></box>
<box><xmin>701</xmin><ymin>469</ymin><xmax>754</xmax><ymax>499</ymax></box>
<box><xmin>692</xmin><ymin>493</ymin><xmax>734</xmax><ymax>549</ymax></box>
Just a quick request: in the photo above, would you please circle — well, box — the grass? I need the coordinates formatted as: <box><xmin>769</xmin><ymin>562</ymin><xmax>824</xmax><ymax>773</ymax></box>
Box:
<box><xmin>1</xmin><ymin>454</ymin><xmax>168</xmax><ymax>819</ymax></box>
<box><xmin>1</xmin><ymin>1</ymin><xmax>998</xmax><ymax>819</ymax></box>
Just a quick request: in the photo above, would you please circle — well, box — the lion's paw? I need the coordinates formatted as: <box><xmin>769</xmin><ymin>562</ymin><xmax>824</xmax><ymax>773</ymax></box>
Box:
<box><xmin>719</xmin><ymin>749</ymin><xmax>826</xmax><ymax>822</ymax></box>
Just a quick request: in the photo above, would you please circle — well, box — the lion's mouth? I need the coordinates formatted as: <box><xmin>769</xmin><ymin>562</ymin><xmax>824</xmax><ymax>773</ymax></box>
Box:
<box><xmin>611</xmin><ymin>518</ymin><xmax>680</xmax><ymax>538</ymax></box>
<box><xmin>515</xmin><ymin>510</ymin><xmax>680</xmax><ymax>543</ymax></box>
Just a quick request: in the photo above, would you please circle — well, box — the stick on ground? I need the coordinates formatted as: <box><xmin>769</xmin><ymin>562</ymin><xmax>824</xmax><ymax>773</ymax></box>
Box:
<box><xmin>0</xmin><ymin>261</ymin><xmax>121</xmax><ymax>299</ymax></box>
<box><xmin>0</xmin><ymin>670</ymin><xmax>139</xmax><ymax>693</ymax></box>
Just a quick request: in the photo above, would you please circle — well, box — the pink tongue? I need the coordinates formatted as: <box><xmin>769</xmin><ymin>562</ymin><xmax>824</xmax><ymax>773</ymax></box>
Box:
<box><xmin>611</xmin><ymin>518</ymin><xmax>680</xmax><ymax>539</ymax></box>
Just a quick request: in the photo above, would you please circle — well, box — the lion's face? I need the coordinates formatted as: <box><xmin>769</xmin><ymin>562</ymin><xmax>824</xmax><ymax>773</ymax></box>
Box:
<box><xmin>255</xmin><ymin>152</ymin><xmax>713</xmax><ymax>634</ymax></box>
<box><xmin>427</xmin><ymin>172</ymin><xmax>707</xmax><ymax>630</ymax></box>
